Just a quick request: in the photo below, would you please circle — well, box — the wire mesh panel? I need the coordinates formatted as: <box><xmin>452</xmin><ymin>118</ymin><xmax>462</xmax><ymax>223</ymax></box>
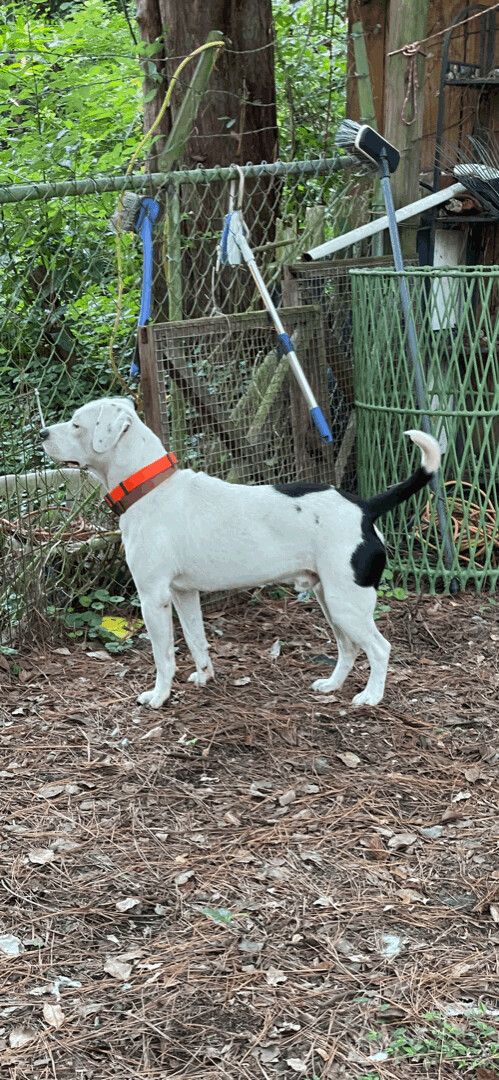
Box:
<box><xmin>0</xmin><ymin>392</ymin><xmax>125</xmax><ymax>647</ymax></box>
<box><xmin>167</xmin><ymin>161</ymin><xmax>375</xmax><ymax>321</ymax></box>
<box><xmin>352</xmin><ymin>267</ymin><xmax>499</xmax><ymax>593</ymax></box>
<box><xmin>141</xmin><ymin>307</ymin><xmax>332</xmax><ymax>486</ymax></box>
<box><xmin>282</xmin><ymin>256</ymin><xmax>406</xmax><ymax>491</ymax></box>
<box><xmin>0</xmin><ymin>159</ymin><xmax>373</xmax><ymax>459</ymax></box>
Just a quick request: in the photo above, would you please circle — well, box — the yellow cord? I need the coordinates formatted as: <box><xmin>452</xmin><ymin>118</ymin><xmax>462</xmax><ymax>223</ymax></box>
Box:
<box><xmin>109</xmin><ymin>39</ymin><xmax>225</xmax><ymax>399</ymax></box>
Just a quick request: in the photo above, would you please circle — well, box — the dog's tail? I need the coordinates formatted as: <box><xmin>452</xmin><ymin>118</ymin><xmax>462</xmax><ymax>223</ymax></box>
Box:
<box><xmin>364</xmin><ymin>430</ymin><xmax>441</xmax><ymax>523</ymax></box>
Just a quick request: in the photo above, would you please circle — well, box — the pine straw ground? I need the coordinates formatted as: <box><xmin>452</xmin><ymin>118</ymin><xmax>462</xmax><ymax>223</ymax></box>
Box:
<box><xmin>0</xmin><ymin>590</ymin><xmax>498</xmax><ymax>1080</ymax></box>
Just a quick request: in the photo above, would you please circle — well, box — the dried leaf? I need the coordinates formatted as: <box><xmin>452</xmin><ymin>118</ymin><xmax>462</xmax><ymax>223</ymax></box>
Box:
<box><xmin>238</xmin><ymin>939</ymin><xmax>264</xmax><ymax>953</ymax></box>
<box><xmin>265</xmin><ymin>968</ymin><xmax>287</xmax><ymax>986</ymax></box>
<box><xmin>260</xmin><ymin>1046</ymin><xmax>280</xmax><ymax>1064</ymax></box>
<box><xmin>287</xmin><ymin>1058</ymin><xmax>307</xmax><ymax>1072</ymax></box>
<box><xmin>379</xmin><ymin>933</ymin><xmax>404</xmax><ymax>958</ymax></box>
<box><xmin>37</xmin><ymin>783</ymin><xmax>65</xmax><ymax>799</ymax></box>
<box><xmin>115</xmin><ymin>897</ymin><xmax>141</xmax><ymax>912</ymax></box>
<box><xmin>452</xmin><ymin>790</ymin><xmax>472</xmax><ymax>803</ymax></box>
<box><xmin>489</xmin><ymin>904</ymin><xmax>499</xmax><ymax>923</ymax></box>
<box><xmin>234</xmin><ymin>676</ymin><xmax>251</xmax><ymax>686</ymax></box>
<box><xmin>278</xmin><ymin>789</ymin><xmax>296</xmax><ymax>807</ymax></box>
<box><xmin>9</xmin><ymin>1027</ymin><xmax>36</xmax><ymax>1048</ymax></box>
<box><xmin>43</xmin><ymin>1002</ymin><xmax>64</xmax><ymax>1029</ymax></box>
<box><xmin>368</xmin><ymin>834</ymin><xmax>386</xmax><ymax>860</ymax></box>
<box><xmin>464</xmin><ymin>765</ymin><xmax>487</xmax><ymax>783</ymax></box>
<box><xmin>103</xmin><ymin>957</ymin><xmax>132</xmax><ymax>980</ymax></box>
<box><xmin>28</xmin><ymin>848</ymin><xmax>55</xmax><ymax>866</ymax></box>
<box><xmin>387</xmin><ymin>832</ymin><xmax>418</xmax><ymax>850</ymax></box>
<box><xmin>174</xmin><ymin>869</ymin><xmax>194</xmax><ymax>886</ymax></box>
<box><xmin>0</xmin><ymin>934</ymin><xmax>22</xmax><ymax>957</ymax></box>
<box><xmin>140</xmin><ymin>725</ymin><xmax>163</xmax><ymax>741</ymax></box>
<box><xmin>269</xmin><ymin>640</ymin><xmax>281</xmax><ymax>660</ymax></box>
<box><xmin>336</xmin><ymin>751</ymin><xmax>361</xmax><ymax>768</ymax></box>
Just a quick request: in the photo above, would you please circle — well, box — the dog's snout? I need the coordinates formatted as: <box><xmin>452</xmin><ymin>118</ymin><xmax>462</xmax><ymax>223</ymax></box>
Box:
<box><xmin>40</xmin><ymin>428</ymin><xmax>50</xmax><ymax>441</ymax></box>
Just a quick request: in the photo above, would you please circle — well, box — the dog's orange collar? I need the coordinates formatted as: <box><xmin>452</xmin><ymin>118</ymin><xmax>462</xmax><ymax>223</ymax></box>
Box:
<box><xmin>104</xmin><ymin>453</ymin><xmax>178</xmax><ymax>516</ymax></box>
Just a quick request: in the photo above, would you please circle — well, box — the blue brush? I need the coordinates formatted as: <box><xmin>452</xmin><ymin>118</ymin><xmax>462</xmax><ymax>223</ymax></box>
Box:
<box><xmin>111</xmin><ymin>192</ymin><xmax>160</xmax><ymax>377</ymax></box>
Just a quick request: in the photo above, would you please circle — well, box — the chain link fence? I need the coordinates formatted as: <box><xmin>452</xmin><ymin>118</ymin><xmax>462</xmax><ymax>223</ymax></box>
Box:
<box><xmin>0</xmin><ymin>157</ymin><xmax>376</xmax><ymax>645</ymax></box>
<box><xmin>352</xmin><ymin>267</ymin><xmax>499</xmax><ymax>593</ymax></box>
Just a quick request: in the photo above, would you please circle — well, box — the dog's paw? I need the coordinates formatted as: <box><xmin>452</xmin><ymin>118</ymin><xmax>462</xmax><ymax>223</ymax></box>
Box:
<box><xmin>137</xmin><ymin>688</ymin><xmax>170</xmax><ymax>709</ymax></box>
<box><xmin>351</xmin><ymin>688</ymin><xmax>382</xmax><ymax>707</ymax></box>
<box><xmin>187</xmin><ymin>663</ymin><xmax>214</xmax><ymax>687</ymax></box>
<box><xmin>311</xmin><ymin>677</ymin><xmax>338</xmax><ymax>694</ymax></box>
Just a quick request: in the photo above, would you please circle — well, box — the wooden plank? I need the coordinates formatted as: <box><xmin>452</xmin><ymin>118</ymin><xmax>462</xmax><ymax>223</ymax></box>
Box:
<box><xmin>352</xmin><ymin>21</ymin><xmax>377</xmax><ymax>125</ymax></box>
<box><xmin>334</xmin><ymin>412</ymin><xmax>356</xmax><ymax>488</ymax></box>
<box><xmin>384</xmin><ymin>0</ymin><xmax>429</xmax><ymax>255</ymax></box>
<box><xmin>347</xmin><ymin>1</ymin><xmax>388</xmax><ymax>131</ymax></box>
<box><xmin>139</xmin><ymin>325</ymin><xmax>164</xmax><ymax>441</ymax></box>
<box><xmin>352</xmin><ymin>21</ymin><xmax>384</xmax><ymax>254</ymax></box>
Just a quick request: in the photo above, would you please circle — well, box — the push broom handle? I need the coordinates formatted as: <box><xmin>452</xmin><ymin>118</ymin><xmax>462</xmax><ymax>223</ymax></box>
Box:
<box><xmin>379</xmin><ymin>170</ymin><xmax>455</xmax><ymax>575</ymax></box>
<box><xmin>237</xmin><ymin>233</ymin><xmax>333</xmax><ymax>443</ymax></box>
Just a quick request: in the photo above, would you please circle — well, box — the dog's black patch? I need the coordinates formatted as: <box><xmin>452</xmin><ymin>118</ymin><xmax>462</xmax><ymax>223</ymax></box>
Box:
<box><xmin>351</xmin><ymin>512</ymin><xmax>386</xmax><ymax>589</ymax></box>
<box><xmin>315</xmin><ymin>515</ymin><xmax>320</xmax><ymax>525</ymax></box>
<box><xmin>274</xmin><ymin>482</ymin><xmax>332</xmax><ymax>498</ymax></box>
<box><xmin>295</xmin><ymin>505</ymin><xmax>302</xmax><ymax>512</ymax></box>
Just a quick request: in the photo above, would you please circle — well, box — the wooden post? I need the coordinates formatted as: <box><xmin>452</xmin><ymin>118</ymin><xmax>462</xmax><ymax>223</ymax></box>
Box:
<box><xmin>165</xmin><ymin>182</ymin><xmax>187</xmax><ymax>456</ymax></box>
<box><xmin>384</xmin><ymin>0</ymin><xmax>429</xmax><ymax>257</ymax></box>
<box><xmin>139</xmin><ymin>325</ymin><xmax>164</xmax><ymax>442</ymax></box>
<box><xmin>352</xmin><ymin>21</ymin><xmax>384</xmax><ymax>256</ymax></box>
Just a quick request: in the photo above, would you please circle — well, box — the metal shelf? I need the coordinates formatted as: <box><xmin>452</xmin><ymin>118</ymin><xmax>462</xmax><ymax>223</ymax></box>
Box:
<box><xmin>437</xmin><ymin>214</ymin><xmax>499</xmax><ymax>224</ymax></box>
<box><xmin>444</xmin><ymin>76</ymin><xmax>499</xmax><ymax>86</ymax></box>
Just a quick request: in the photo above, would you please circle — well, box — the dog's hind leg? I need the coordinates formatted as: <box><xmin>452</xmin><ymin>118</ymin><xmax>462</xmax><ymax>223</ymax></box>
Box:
<box><xmin>311</xmin><ymin>582</ymin><xmax>359</xmax><ymax>693</ymax></box>
<box><xmin>312</xmin><ymin>583</ymin><xmax>391</xmax><ymax>706</ymax></box>
<box><xmin>137</xmin><ymin>595</ymin><xmax>176</xmax><ymax>708</ymax></box>
<box><xmin>171</xmin><ymin>587</ymin><xmax>214</xmax><ymax>686</ymax></box>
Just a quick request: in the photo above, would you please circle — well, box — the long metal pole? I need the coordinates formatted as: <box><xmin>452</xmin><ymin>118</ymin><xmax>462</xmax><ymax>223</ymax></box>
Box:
<box><xmin>378</xmin><ymin>165</ymin><xmax>455</xmax><ymax>577</ymax></box>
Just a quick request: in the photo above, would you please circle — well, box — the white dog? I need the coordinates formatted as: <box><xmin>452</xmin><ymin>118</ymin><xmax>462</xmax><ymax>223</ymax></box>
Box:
<box><xmin>41</xmin><ymin>397</ymin><xmax>440</xmax><ymax>709</ymax></box>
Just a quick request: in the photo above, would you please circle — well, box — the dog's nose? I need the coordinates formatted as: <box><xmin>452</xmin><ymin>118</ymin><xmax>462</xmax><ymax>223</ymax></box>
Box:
<box><xmin>40</xmin><ymin>428</ymin><xmax>50</xmax><ymax>441</ymax></box>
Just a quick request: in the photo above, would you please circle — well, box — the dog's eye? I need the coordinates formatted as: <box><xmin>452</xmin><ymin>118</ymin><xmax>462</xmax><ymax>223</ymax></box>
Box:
<box><xmin>72</xmin><ymin>423</ymin><xmax>80</xmax><ymax>429</ymax></box>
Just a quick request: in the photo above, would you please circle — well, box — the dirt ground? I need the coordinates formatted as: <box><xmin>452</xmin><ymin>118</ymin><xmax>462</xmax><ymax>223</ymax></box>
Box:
<box><xmin>0</xmin><ymin>589</ymin><xmax>498</xmax><ymax>1080</ymax></box>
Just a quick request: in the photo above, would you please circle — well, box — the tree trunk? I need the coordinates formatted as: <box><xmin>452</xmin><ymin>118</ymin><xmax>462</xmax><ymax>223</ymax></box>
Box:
<box><xmin>135</xmin><ymin>0</ymin><xmax>277</xmax><ymax>171</ymax></box>
<box><xmin>135</xmin><ymin>0</ymin><xmax>278</xmax><ymax>320</ymax></box>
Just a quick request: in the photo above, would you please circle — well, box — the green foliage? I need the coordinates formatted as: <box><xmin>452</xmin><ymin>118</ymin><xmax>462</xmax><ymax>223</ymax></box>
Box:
<box><xmin>63</xmin><ymin>585</ymin><xmax>139</xmax><ymax>651</ymax></box>
<box><xmin>361</xmin><ymin>1010</ymin><xmax>499</xmax><ymax>1073</ymax></box>
<box><xmin>273</xmin><ymin>0</ymin><xmax>347</xmax><ymax>161</ymax></box>
<box><xmin>0</xmin><ymin>0</ymin><xmax>146</xmax><ymax>470</ymax></box>
<box><xmin>375</xmin><ymin>568</ymin><xmax>407</xmax><ymax>618</ymax></box>
<box><xmin>0</xmin><ymin>0</ymin><xmax>142</xmax><ymax>181</ymax></box>
<box><xmin>202</xmin><ymin>907</ymin><xmax>248</xmax><ymax>927</ymax></box>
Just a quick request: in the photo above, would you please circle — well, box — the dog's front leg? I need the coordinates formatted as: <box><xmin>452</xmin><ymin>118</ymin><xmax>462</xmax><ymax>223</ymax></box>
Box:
<box><xmin>137</xmin><ymin>595</ymin><xmax>176</xmax><ymax>708</ymax></box>
<box><xmin>170</xmin><ymin>587</ymin><xmax>214</xmax><ymax>686</ymax></box>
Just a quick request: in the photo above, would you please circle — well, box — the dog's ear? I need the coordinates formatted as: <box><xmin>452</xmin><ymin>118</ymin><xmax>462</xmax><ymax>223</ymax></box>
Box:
<box><xmin>92</xmin><ymin>402</ymin><xmax>132</xmax><ymax>453</ymax></box>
